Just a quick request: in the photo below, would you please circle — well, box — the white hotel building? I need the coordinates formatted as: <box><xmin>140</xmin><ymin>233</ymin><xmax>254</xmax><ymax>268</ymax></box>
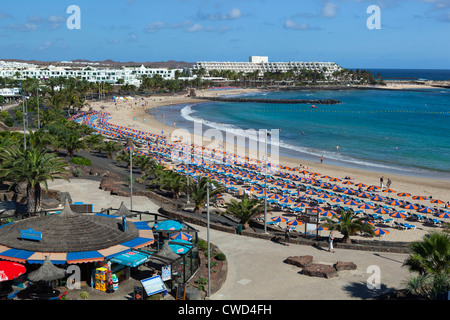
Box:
<box><xmin>191</xmin><ymin>56</ymin><xmax>342</xmax><ymax>79</ymax></box>
<box><xmin>0</xmin><ymin>62</ymin><xmax>181</xmax><ymax>86</ymax></box>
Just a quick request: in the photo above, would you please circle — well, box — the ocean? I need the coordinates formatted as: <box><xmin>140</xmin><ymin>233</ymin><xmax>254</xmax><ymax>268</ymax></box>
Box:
<box><xmin>149</xmin><ymin>71</ymin><xmax>450</xmax><ymax>180</ymax></box>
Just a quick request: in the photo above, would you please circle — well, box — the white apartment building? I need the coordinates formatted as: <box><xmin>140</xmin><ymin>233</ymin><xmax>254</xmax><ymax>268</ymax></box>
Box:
<box><xmin>0</xmin><ymin>62</ymin><xmax>181</xmax><ymax>86</ymax></box>
<box><xmin>191</xmin><ymin>56</ymin><xmax>342</xmax><ymax>79</ymax></box>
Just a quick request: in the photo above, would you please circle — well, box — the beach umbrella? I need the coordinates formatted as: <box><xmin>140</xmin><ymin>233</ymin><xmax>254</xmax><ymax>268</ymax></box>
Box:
<box><xmin>331</xmin><ymin>185</ymin><xmax>343</xmax><ymax>192</ymax></box>
<box><xmin>279</xmin><ymin>197</ymin><xmax>295</xmax><ymax>204</ymax></box>
<box><xmin>397</xmin><ymin>192</ymin><xmax>411</xmax><ymax>198</ymax></box>
<box><xmin>330</xmin><ymin>197</ymin><xmax>344</xmax><ymax>203</ymax></box>
<box><xmin>309</xmin><ymin>206</ymin><xmax>324</xmax><ymax>214</ymax></box>
<box><xmin>436</xmin><ymin>212</ymin><xmax>450</xmax><ymax>219</ymax></box>
<box><xmin>374</xmin><ymin>208</ymin><xmax>390</xmax><ymax>214</ymax></box>
<box><xmin>358</xmin><ymin>203</ymin><xmax>374</xmax><ymax>211</ymax></box>
<box><xmin>318</xmin><ymin>225</ymin><xmax>328</xmax><ymax>231</ymax></box>
<box><xmin>430</xmin><ymin>199</ymin><xmax>445</xmax><ymax>208</ymax></box>
<box><xmin>287</xmin><ymin>219</ymin><xmax>304</xmax><ymax>226</ymax></box>
<box><xmin>402</xmin><ymin>204</ymin><xmax>419</xmax><ymax>210</ymax></box>
<box><xmin>310</xmin><ymin>172</ymin><xmax>321</xmax><ymax>177</ymax></box>
<box><xmin>271</xmin><ymin>216</ymin><xmax>288</xmax><ymax>223</ymax></box>
<box><xmin>299</xmin><ymin>170</ymin><xmax>309</xmax><ymax>175</ymax></box>
<box><xmin>343</xmin><ymin>189</ymin><xmax>357</xmax><ymax>195</ymax></box>
<box><xmin>368</xmin><ymin>185</ymin><xmax>381</xmax><ymax>191</ymax></box>
<box><xmin>374</xmin><ymin>228</ymin><xmax>390</xmax><ymax>236</ymax></box>
<box><xmin>362</xmin><ymin>220</ymin><xmax>374</xmax><ymax>225</ymax></box>
<box><xmin>321</xmin><ymin>175</ymin><xmax>332</xmax><ymax>180</ymax></box>
<box><xmin>305</xmin><ymin>190</ymin><xmax>318</xmax><ymax>196</ymax></box>
<box><xmin>341</xmin><ymin>180</ymin><xmax>354</xmax><ymax>185</ymax></box>
<box><xmin>295</xmin><ymin>202</ymin><xmax>308</xmax><ymax>208</ymax></box>
<box><xmin>413</xmin><ymin>196</ymin><xmax>427</xmax><ymax>201</ymax></box>
<box><xmin>386</xmin><ymin>199</ymin><xmax>403</xmax><ymax>206</ymax></box>
<box><xmin>330</xmin><ymin>177</ymin><xmax>341</xmax><ymax>183</ymax></box>
<box><xmin>316</xmin><ymin>182</ymin><xmax>330</xmax><ymax>188</ymax></box>
<box><xmin>390</xmin><ymin>212</ymin><xmax>407</xmax><ymax>219</ymax></box>
<box><xmin>318</xmin><ymin>193</ymin><xmax>332</xmax><ymax>199</ymax></box>
<box><xmin>357</xmin><ymin>192</ymin><xmax>371</xmax><ymax>198</ymax></box>
<box><xmin>355</xmin><ymin>183</ymin><xmax>367</xmax><ymax>188</ymax></box>
<box><xmin>268</xmin><ymin>193</ymin><xmax>284</xmax><ymax>200</ymax></box>
<box><xmin>418</xmin><ymin>207</ymin><xmax>434</xmax><ymax>214</ymax></box>
<box><xmin>0</xmin><ymin>261</ymin><xmax>26</xmax><ymax>282</ymax></box>
<box><xmin>170</xmin><ymin>232</ymin><xmax>193</xmax><ymax>241</ymax></box>
<box><xmin>321</xmin><ymin>210</ymin><xmax>337</xmax><ymax>217</ymax></box>
<box><xmin>383</xmin><ymin>189</ymin><xmax>396</xmax><ymax>194</ymax></box>
<box><xmin>371</xmin><ymin>195</ymin><xmax>386</xmax><ymax>202</ymax></box>
<box><xmin>344</xmin><ymin>199</ymin><xmax>359</xmax><ymax>206</ymax></box>
<box><xmin>245</xmin><ymin>186</ymin><xmax>260</xmax><ymax>192</ymax></box>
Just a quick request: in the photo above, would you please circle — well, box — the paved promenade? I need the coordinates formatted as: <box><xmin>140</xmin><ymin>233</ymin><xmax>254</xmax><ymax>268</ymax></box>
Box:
<box><xmin>48</xmin><ymin>178</ymin><xmax>411</xmax><ymax>300</ymax></box>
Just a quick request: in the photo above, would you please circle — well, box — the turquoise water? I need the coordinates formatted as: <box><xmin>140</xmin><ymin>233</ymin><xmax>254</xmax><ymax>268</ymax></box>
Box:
<box><xmin>150</xmin><ymin>88</ymin><xmax>450</xmax><ymax>179</ymax></box>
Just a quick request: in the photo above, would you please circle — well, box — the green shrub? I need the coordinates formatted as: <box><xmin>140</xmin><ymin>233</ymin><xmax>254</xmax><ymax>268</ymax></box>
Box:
<box><xmin>215</xmin><ymin>252</ymin><xmax>226</xmax><ymax>261</ymax></box>
<box><xmin>70</xmin><ymin>156</ymin><xmax>91</xmax><ymax>166</ymax></box>
<box><xmin>4</xmin><ymin>117</ymin><xmax>14</xmax><ymax>127</ymax></box>
<box><xmin>198</xmin><ymin>239</ymin><xmax>208</xmax><ymax>251</ymax></box>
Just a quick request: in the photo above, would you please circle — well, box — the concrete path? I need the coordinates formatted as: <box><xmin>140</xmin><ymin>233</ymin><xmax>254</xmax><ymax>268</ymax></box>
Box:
<box><xmin>194</xmin><ymin>225</ymin><xmax>409</xmax><ymax>300</ymax></box>
<box><xmin>47</xmin><ymin>178</ymin><xmax>411</xmax><ymax>300</ymax></box>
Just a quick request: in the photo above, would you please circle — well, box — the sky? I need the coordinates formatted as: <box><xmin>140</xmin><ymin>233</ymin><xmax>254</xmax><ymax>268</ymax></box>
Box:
<box><xmin>0</xmin><ymin>0</ymin><xmax>449</xmax><ymax>69</ymax></box>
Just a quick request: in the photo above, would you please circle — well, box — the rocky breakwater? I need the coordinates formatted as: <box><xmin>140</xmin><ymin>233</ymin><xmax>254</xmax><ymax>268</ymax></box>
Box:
<box><xmin>196</xmin><ymin>96</ymin><xmax>341</xmax><ymax>104</ymax></box>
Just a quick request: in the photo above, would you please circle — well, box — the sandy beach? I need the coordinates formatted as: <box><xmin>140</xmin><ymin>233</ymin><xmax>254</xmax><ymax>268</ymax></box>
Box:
<box><xmin>84</xmin><ymin>87</ymin><xmax>450</xmax><ymax>243</ymax></box>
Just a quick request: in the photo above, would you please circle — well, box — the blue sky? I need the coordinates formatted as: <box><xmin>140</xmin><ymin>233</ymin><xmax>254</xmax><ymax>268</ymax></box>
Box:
<box><xmin>0</xmin><ymin>0</ymin><xmax>449</xmax><ymax>69</ymax></box>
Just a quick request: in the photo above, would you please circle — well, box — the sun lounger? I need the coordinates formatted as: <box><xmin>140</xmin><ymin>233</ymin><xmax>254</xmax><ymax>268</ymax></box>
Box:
<box><xmin>381</xmin><ymin>217</ymin><xmax>393</xmax><ymax>224</ymax></box>
<box><xmin>402</xmin><ymin>222</ymin><xmax>416</xmax><ymax>230</ymax></box>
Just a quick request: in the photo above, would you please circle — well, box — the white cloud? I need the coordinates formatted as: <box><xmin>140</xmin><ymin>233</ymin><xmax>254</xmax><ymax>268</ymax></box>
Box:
<box><xmin>197</xmin><ymin>7</ymin><xmax>242</xmax><ymax>21</ymax></box>
<box><xmin>186</xmin><ymin>23</ymin><xmax>204</xmax><ymax>32</ymax></box>
<box><xmin>284</xmin><ymin>19</ymin><xmax>311</xmax><ymax>30</ymax></box>
<box><xmin>145</xmin><ymin>21</ymin><xmax>166</xmax><ymax>33</ymax></box>
<box><xmin>322</xmin><ymin>2</ymin><xmax>339</xmax><ymax>18</ymax></box>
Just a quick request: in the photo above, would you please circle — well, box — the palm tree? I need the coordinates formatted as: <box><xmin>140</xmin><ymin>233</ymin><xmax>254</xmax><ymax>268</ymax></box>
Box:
<box><xmin>113</xmin><ymin>149</ymin><xmax>132</xmax><ymax>169</ymax></box>
<box><xmin>403</xmin><ymin>232</ymin><xmax>450</xmax><ymax>276</ymax></box>
<box><xmin>322</xmin><ymin>209</ymin><xmax>374</xmax><ymax>243</ymax></box>
<box><xmin>222</xmin><ymin>194</ymin><xmax>264</xmax><ymax>228</ymax></box>
<box><xmin>58</xmin><ymin>131</ymin><xmax>87</xmax><ymax>157</ymax></box>
<box><xmin>403</xmin><ymin>232</ymin><xmax>450</xmax><ymax>299</ymax></box>
<box><xmin>133</xmin><ymin>154</ymin><xmax>155</xmax><ymax>173</ymax></box>
<box><xmin>104</xmin><ymin>140</ymin><xmax>122</xmax><ymax>159</ymax></box>
<box><xmin>186</xmin><ymin>176</ymin><xmax>225</xmax><ymax>214</ymax></box>
<box><xmin>0</xmin><ymin>146</ymin><xmax>69</xmax><ymax>215</ymax></box>
<box><xmin>156</xmin><ymin>170</ymin><xmax>187</xmax><ymax>199</ymax></box>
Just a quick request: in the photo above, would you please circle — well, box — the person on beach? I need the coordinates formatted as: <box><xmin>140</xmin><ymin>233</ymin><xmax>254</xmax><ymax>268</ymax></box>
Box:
<box><xmin>387</xmin><ymin>178</ymin><xmax>391</xmax><ymax>189</ymax></box>
<box><xmin>328</xmin><ymin>231</ymin><xmax>335</xmax><ymax>253</ymax></box>
<box><xmin>284</xmin><ymin>226</ymin><xmax>291</xmax><ymax>246</ymax></box>
<box><xmin>380</xmin><ymin>176</ymin><xmax>384</xmax><ymax>189</ymax></box>
<box><xmin>320</xmin><ymin>155</ymin><xmax>323</xmax><ymax>164</ymax></box>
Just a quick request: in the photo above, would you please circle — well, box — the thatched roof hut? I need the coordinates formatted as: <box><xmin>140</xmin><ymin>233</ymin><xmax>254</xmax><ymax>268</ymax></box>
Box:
<box><xmin>0</xmin><ymin>200</ymin><xmax>154</xmax><ymax>264</ymax></box>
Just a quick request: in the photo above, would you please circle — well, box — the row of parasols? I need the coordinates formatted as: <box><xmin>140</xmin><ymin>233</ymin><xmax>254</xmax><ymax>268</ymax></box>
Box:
<box><xmin>71</xmin><ymin>111</ymin><xmax>449</xmax><ymax>221</ymax></box>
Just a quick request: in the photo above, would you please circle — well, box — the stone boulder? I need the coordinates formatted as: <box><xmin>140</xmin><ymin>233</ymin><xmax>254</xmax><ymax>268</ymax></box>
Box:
<box><xmin>334</xmin><ymin>261</ymin><xmax>357</xmax><ymax>271</ymax></box>
<box><xmin>302</xmin><ymin>264</ymin><xmax>338</xmax><ymax>279</ymax></box>
<box><xmin>284</xmin><ymin>255</ymin><xmax>313</xmax><ymax>268</ymax></box>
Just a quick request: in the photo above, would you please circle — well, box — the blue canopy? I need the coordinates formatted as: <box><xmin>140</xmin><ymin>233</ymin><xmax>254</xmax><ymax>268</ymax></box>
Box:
<box><xmin>154</xmin><ymin>220</ymin><xmax>184</xmax><ymax>231</ymax></box>
<box><xmin>168</xmin><ymin>239</ymin><xmax>193</xmax><ymax>255</ymax></box>
<box><xmin>110</xmin><ymin>250</ymin><xmax>151</xmax><ymax>267</ymax></box>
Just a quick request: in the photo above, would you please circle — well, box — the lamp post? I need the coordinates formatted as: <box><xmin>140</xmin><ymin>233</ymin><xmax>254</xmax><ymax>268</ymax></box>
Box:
<box><xmin>130</xmin><ymin>149</ymin><xmax>133</xmax><ymax>210</ymax></box>
<box><xmin>263</xmin><ymin>129</ymin><xmax>268</xmax><ymax>233</ymax></box>
<box><xmin>37</xmin><ymin>87</ymin><xmax>40</xmax><ymax>130</ymax></box>
<box><xmin>206</xmin><ymin>181</ymin><xmax>211</xmax><ymax>298</ymax></box>
<box><xmin>22</xmin><ymin>93</ymin><xmax>27</xmax><ymax>151</ymax></box>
